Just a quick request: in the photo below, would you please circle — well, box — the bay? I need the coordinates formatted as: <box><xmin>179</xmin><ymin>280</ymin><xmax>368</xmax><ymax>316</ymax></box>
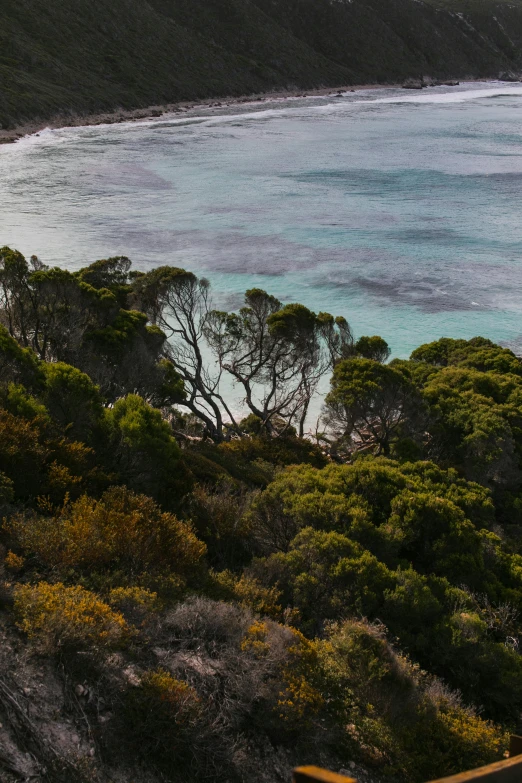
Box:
<box><xmin>1</xmin><ymin>81</ymin><xmax>522</xmax><ymax>359</ymax></box>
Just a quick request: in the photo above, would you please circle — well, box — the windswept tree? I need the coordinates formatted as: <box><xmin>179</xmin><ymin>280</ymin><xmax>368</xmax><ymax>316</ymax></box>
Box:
<box><xmin>204</xmin><ymin>289</ymin><xmax>353</xmax><ymax>437</ymax></box>
<box><xmin>130</xmin><ymin>266</ymin><xmax>236</xmax><ymax>440</ymax></box>
<box><xmin>132</xmin><ymin>272</ymin><xmax>352</xmax><ymax>439</ymax></box>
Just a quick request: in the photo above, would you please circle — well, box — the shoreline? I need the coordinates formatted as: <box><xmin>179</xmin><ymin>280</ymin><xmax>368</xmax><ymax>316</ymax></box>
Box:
<box><xmin>3</xmin><ymin>76</ymin><xmax>517</xmax><ymax>145</ymax></box>
<box><xmin>0</xmin><ymin>82</ymin><xmax>405</xmax><ymax>144</ymax></box>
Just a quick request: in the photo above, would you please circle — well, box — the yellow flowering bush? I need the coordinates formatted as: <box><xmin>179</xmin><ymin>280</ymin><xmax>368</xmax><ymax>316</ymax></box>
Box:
<box><xmin>4</xmin><ymin>550</ymin><xmax>24</xmax><ymax>572</ymax></box>
<box><xmin>108</xmin><ymin>586</ymin><xmax>161</xmax><ymax>612</ymax></box>
<box><xmin>5</xmin><ymin>486</ymin><xmax>206</xmax><ymax>598</ymax></box>
<box><xmin>14</xmin><ymin>581</ymin><xmax>129</xmax><ymax>652</ymax></box>
<box><xmin>314</xmin><ymin>619</ymin><xmax>507</xmax><ymax>781</ymax></box>
<box><xmin>406</xmin><ymin>705</ymin><xmax>508</xmax><ymax>781</ymax></box>
<box><xmin>241</xmin><ymin>620</ymin><xmax>271</xmax><ymax>656</ymax></box>
<box><xmin>277</xmin><ymin>627</ymin><xmax>324</xmax><ymax>726</ymax></box>
<box><xmin>241</xmin><ymin>620</ymin><xmax>324</xmax><ymax>731</ymax></box>
<box><xmin>211</xmin><ymin>569</ymin><xmax>283</xmax><ymax>618</ymax></box>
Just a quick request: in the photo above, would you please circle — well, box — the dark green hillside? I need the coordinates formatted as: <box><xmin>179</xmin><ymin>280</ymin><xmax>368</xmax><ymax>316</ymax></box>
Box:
<box><xmin>1</xmin><ymin>0</ymin><xmax>522</xmax><ymax>130</ymax></box>
<box><xmin>0</xmin><ymin>0</ymin><xmax>342</xmax><ymax>128</ymax></box>
<box><xmin>255</xmin><ymin>0</ymin><xmax>522</xmax><ymax>82</ymax></box>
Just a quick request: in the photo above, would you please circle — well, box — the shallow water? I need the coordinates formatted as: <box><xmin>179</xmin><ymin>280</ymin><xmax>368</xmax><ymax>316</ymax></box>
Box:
<box><xmin>1</xmin><ymin>81</ymin><xmax>522</xmax><ymax>358</ymax></box>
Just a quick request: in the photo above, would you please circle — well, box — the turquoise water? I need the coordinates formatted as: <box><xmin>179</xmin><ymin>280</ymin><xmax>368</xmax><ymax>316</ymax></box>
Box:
<box><xmin>1</xmin><ymin>81</ymin><xmax>522</xmax><ymax>358</ymax></box>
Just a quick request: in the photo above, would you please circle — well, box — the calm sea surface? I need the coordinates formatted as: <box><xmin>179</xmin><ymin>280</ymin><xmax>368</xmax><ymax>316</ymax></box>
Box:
<box><xmin>1</xmin><ymin>82</ymin><xmax>522</xmax><ymax>358</ymax></box>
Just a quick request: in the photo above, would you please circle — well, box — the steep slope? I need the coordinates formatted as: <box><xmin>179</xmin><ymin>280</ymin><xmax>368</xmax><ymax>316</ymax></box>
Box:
<box><xmin>1</xmin><ymin>0</ymin><xmax>521</xmax><ymax>129</ymax></box>
<box><xmin>0</xmin><ymin>0</ymin><xmax>350</xmax><ymax>129</ymax></box>
<box><xmin>254</xmin><ymin>0</ymin><xmax>522</xmax><ymax>82</ymax></box>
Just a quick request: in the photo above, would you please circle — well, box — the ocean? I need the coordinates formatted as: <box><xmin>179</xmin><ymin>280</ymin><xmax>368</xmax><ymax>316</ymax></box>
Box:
<box><xmin>1</xmin><ymin>81</ymin><xmax>522</xmax><ymax>359</ymax></box>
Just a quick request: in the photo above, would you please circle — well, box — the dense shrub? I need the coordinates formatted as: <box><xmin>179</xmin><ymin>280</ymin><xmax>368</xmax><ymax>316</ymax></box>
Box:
<box><xmin>315</xmin><ymin>620</ymin><xmax>506</xmax><ymax>780</ymax></box>
<box><xmin>123</xmin><ymin>669</ymin><xmax>203</xmax><ymax>763</ymax></box>
<box><xmin>103</xmin><ymin>394</ymin><xmax>190</xmax><ymax>506</ymax></box>
<box><xmin>42</xmin><ymin>361</ymin><xmax>103</xmax><ymax>440</ymax></box>
<box><xmin>14</xmin><ymin>582</ymin><xmax>129</xmax><ymax>652</ymax></box>
<box><xmin>5</xmin><ymin>486</ymin><xmax>207</xmax><ymax>598</ymax></box>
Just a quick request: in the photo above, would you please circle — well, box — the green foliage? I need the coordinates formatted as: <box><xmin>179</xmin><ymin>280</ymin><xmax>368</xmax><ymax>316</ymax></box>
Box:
<box><xmin>209</xmin><ymin>569</ymin><xmax>283</xmax><ymax>617</ymax></box>
<box><xmin>76</xmin><ymin>256</ymin><xmax>132</xmax><ymax>303</ymax></box>
<box><xmin>421</xmin><ymin>365</ymin><xmax>522</xmax><ymax>487</ymax></box>
<box><xmin>0</xmin><ymin>382</ymin><xmax>49</xmax><ymax>421</ymax></box>
<box><xmin>2</xmin><ymin>0</ymin><xmax>521</xmax><ymax>132</ymax></box>
<box><xmin>156</xmin><ymin>357</ymin><xmax>186</xmax><ymax>404</ymax></box>
<box><xmin>355</xmin><ymin>334</ymin><xmax>391</xmax><ymax>363</ymax></box>
<box><xmin>103</xmin><ymin>394</ymin><xmax>189</xmax><ymax>505</ymax></box>
<box><xmin>253</xmin><ymin>527</ymin><xmax>394</xmax><ymax>633</ymax></box>
<box><xmin>1</xmin><ymin>248</ymin><xmax>183</xmax><ymax>404</ymax></box>
<box><xmin>247</xmin><ymin>458</ymin><xmax>494</xmax><ymax>556</ymax></box>
<box><xmin>0</xmin><ymin>322</ymin><xmax>43</xmax><ymax>388</ymax></box>
<box><xmin>410</xmin><ymin>337</ymin><xmax>522</xmax><ymax>376</ymax></box>
<box><xmin>42</xmin><ymin>362</ymin><xmax>103</xmax><ymax>439</ymax></box>
<box><xmin>325</xmin><ymin>357</ymin><xmax>420</xmax><ymax>456</ymax></box>
<box><xmin>248</xmin><ymin>456</ymin><xmax>522</xmax><ymax>716</ymax></box>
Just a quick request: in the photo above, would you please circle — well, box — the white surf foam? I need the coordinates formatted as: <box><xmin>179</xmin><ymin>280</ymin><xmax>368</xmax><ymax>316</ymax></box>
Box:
<box><xmin>358</xmin><ymin>84</ymin><xmax>522</xmax><ymax>105</ymax></box>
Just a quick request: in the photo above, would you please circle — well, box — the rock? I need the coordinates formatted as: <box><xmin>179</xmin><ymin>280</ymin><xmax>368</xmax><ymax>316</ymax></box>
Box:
<box><xmin>500</xmin><ymin>71</ymin><xmax>521</xmax><ymax>82</ymax></box>
<box><xmin>402</xmin><ymin>78</ymin><xmax>424</xmax><ymax>89</ymax></box>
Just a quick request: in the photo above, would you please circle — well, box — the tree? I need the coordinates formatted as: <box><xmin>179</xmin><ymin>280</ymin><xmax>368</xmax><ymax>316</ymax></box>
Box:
<box><xmin>205</xmin><ymin>289</ymin><xmax>352</xmax><ymax>437</ymax></box>
<box><xmin>251</xmin><ymin>527</ymin><xmax>394</xmax><ymax>633</ymax></box>
<box><xmin>131</xmin><ymin>266</ymin><xmax>233</xmax><ymax>440</ymax></box>
<box><xmin>0</xmin><ymin>248</ymin><xmax>184</xmax><ymax>405</ymax></box>
<box><xmin>355</xmin><ymin>335</ymin><xmax>390</xmax><ymax>363</ymax></box>
<box><xmin>76</xmin><ymin>255</ymin><xmax>132</xmax><ymax>303</ymax></box>
<box><xmin>385</xmin><ymin>492</ymin><xmax>487</xmax><ymax>586</ymax></box>
<box><xmin>410</xmin><ymin>336</ymin><xmax>522</xmax><ymax>377</ymax></box>
<box><xmin>324</xmin><ymin>357</ymin><xmax>421</xmax><ymax>456</ymax></box>
<box><xmin>0</xmin><ymin>323</ymin><xmax>43</xmax><ymax>389</ymax></box>
<box><xmin>103</xmin><ymin>394</ymin><xmax>189</xmax><ymax>505</ymax></box>
<box><xmin>422</xmin><ymin>367</ymin><xmax>522</xmax><ymax>487</ymax></box>
<box><xmin>42</xmin><ymin>362</ymin><xmax>103</xmax><ymax>441</ymax></box>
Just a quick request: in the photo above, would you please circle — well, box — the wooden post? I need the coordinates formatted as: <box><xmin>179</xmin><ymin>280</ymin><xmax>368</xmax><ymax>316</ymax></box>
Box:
<box><xmin>292</xmin><ymin>767</ymin><xmax>357</xmax><ymax>783</ymax></box>
<box><xmin>508</xmin><ymin>735</ymin><xmax>522</xmax><ymax>758</ymax></box>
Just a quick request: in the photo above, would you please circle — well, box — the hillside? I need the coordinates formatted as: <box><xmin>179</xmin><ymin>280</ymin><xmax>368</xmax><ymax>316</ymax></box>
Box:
<box><xmin>1</xmin><ymin>247</ymin><xmax>522</xmax><ymax>782</ymax></box>
<box><xmin>1</xmin><ymin>0</ymin><xmax>522</xmax><ymax>130</ymax></box>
